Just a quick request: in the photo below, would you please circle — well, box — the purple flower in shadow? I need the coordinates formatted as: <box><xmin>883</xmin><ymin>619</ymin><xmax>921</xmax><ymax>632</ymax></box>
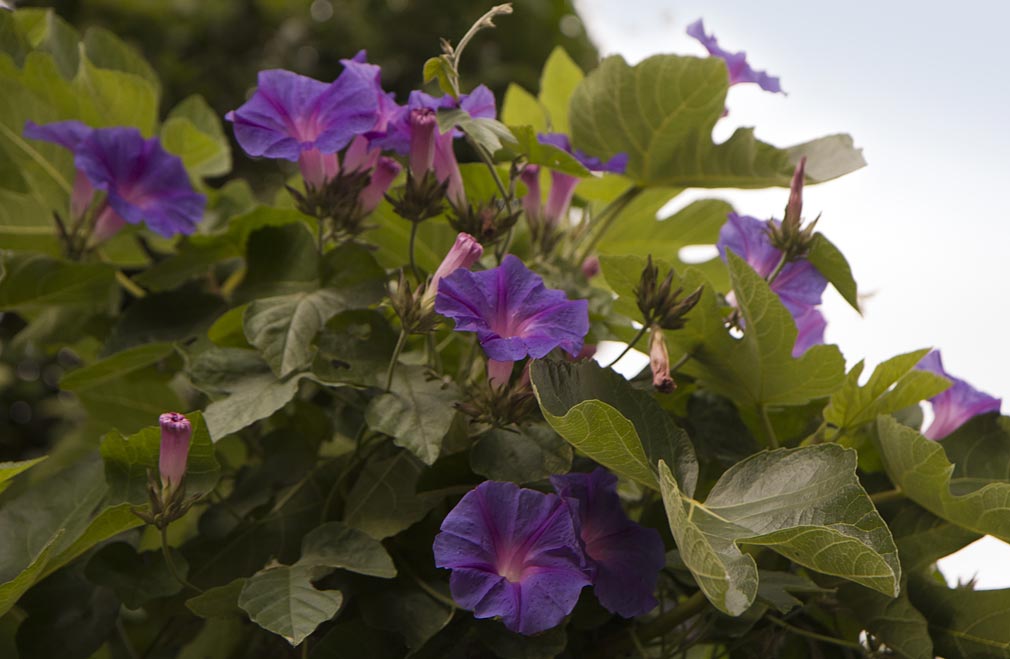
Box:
<box><xmin>522</xmin><ymin>133</ymin><xmax>628</xmax><ymax>229</ymax></box>
<box><xmin>687</xmin><ymin>19</ymin><xmax>783</xmax><ymax>94</ymax></box>
<box><xmin>435</xmin><ymin>254</ymin><xmax>589</xmax><ymax>362</ymax></box>
<box><xmin>551</xmin><ymin>468</ymin><xmax>665</xmax><ymax>618</ymax></box>
<box><xmin>915</xmin><ymin>350</ymin><xmax>1002</xmax><ymax>440</ymax></box>
<box><xmin>225</xmin><ymin>65</ymin><xmax>378</xmax><ymax>185</ymax></box>
<box><xmin>24</xmin><ymin>120</ymin><xmax>205</xmax><ymax>238</ymax></box>
<box><xmin>433</xmin><ymin>480</ymin><xmax>590</xmax><ymax>635</ymax></box>
<box><xmin>717</xmin><ymin>213</ymin><xmax>826</xmax><ymax>357</ymax></box>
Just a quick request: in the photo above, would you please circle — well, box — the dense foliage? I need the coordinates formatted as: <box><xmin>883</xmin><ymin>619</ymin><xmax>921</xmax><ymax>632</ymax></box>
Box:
<box><xmin>1</xmin><ymin>4</ymin><xmax>1008</xmax><ymax>659</ymax></box>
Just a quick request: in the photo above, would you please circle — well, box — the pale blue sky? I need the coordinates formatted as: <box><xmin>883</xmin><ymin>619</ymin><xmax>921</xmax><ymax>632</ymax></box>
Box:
<box><xmin>576</xmin><ymin>0</ymin><xmax>1010</xmax><ymax>587</ymax></box>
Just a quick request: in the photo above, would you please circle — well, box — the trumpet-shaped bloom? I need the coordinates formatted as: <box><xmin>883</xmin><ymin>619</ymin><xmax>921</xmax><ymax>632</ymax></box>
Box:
<box><xmin>23</xmin><ymin>120</ymin><xmax>205</xmax><ymax>238</ymax></box>
<box><xmin>433</xmin><ymin>481</ymin><xmax>590</xmax><ymax>635</ymax></box>
<box><xmin>225</xmin><ymin>66</ymin><xmax>378</xmax><ymax>185</ymax></box>
<box><xmin>435</xmin><ymin>254</ymin><xmax>589</xmax><ymax>361</ymax></box>
<box><xmin>159</xmin><ymin>412</ymin><xmax>192</xmax><ymax>491</ymax></box>
<box><xmin>915</xmin><ymin>350</ymin><xmax>1002</xmax><ymax>440</ymax></box>
<box><xmin>551</xmin><ymin>469</ymin><xmax>665</xmax><ymax>618</ymax></box>
<box><xmin>717</xmin><ymin>213</ymin><xmax>826</xmax><ymax>356</ymax></box>
<box><xmin>687</xmin><ymin>19</ymin><xmax>783</xmax><ymax>94</ymax></box>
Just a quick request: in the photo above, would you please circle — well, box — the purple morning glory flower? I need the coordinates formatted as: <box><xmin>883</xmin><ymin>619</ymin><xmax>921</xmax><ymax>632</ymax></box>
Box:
<box><xmin>434</xmin><ymin>254</ymin><xmax>590</xmax><ymax>362</ymax></box>
<box><xmin>433</xmin><ymin>480</ymin><xmax>590</xmax><ymax>635</ymax></box>
<box><xmin>23</xmin><ymin>120</ymin><xmax>205</xmax><ymax>238</ymax></box>
<box><xmin>159</xmin><ymin>412</ymin><xmax>192</xmax><ymax>492</ymax></box>
<box><xmin>717</xmin><ymin>213</ymin><xmax>827</xmax><ymax>356</ymax></box>
<box><xmin>551</xmin><ymin>468</ymin><xmax>665</xmax><ymax>618</ymax></box>
<box><xmin>225</xmin><ymin>65</ymin><xmax>379</xmax><ymax>186</ymax></box>
<box><xmin>915</xmin><ymin>350</ymin><xmax>1002</xmax><ymax>440</ymax></box>
<box><xmin>522</xmin><ymin>133</ymin><xmax>628</xmax><ymax>230</ymax></box>
<box><xmin>687</xmin><ymin>19</ymin><xmax>784</xmax><ymax>94</ymax></box>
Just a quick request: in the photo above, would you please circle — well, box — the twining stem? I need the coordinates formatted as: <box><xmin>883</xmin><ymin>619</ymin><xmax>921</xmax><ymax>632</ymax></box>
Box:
<box><xmin>766</xmin><ymin>252</ymin><xmax>788</xmax><ymax>287</ymax></box>
<box><xmin>765</xmin><ymin>615</ymin><xmax>864</xmax><ymax>651</ymax></box>
<box><xmin>116</xmin><ymin>271</ymin><xmax>147</xmax><ymax>298</ymax></box>
<box><xmin>408</xmin><ymin>221</ymin><xmax>421</xmax><ymax>281</ymax></box>
<box><xmin>466</xmin><ymin>136</ymin><xmax>515</xmax><ymax>263</ymax></box>
<box><xmin>604</xmin><ymin>325</ymin><xmax>649</xmax><ymax>368</ymax></box>
<box><xmin>593</xmin><ymin>590</ymin><xmax>708</xmax><ymax>658</ymax></box>
<box><xmin>385</xmin><ymin>329</ymin><xmax>408</xmax><ymax>391</ymax></box>
<box><xmin>759</xmin><ymin>403</ymin><xmax>780</xmax><ymax>449</ymax></box>
<box><xmin>869</xmin><ymin>487</ymin><xmax>905</xmax><ymax>506</ymax></box>
<box><xmin>445</xmin><ymin>4</ymin><xmax>514</xmax><ymax>96</ymax></box>
<box><xmin>160</xmin><ymin>526</ymin><xmax>203</xmax><ymax>593</ymax></box>
<box><xmin>575</xmin><ymin>186</ymin><xmax>643</xmax><ymax>264</ymax></box>
<box><xmin>670</xmin><ymin>352</ymin><xmax>692</xmax><ymax>373</ymax></box>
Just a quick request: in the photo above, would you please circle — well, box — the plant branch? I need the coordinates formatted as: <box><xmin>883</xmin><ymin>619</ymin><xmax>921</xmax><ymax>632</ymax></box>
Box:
<box><xmin>604</xmin><ymin>325</ymin><xmax>648</xmax><ymax>368</ymax></box>
<box><xmin>575</xmin><ymin>185</ymin><xmax>642</xmax><ymax>263</ymax></box>
<box><xmin>385</xmin><ymin>329</ymin><xmax>409</xmax><ymax>391</ymax></box>
<box><xmin>759</xmin><ymin>403</ymin><xmax>779</xmax><ymax>449</ymax></box>
<box><xmin>766</xmin><ymin>615</ymin><xmax>863</xmax><ymax>651</ymax></box>
<box><xmin>869</xmin><ymin>487</ymin><xmax>904</xmax><ymax>506</ymax></box>
<box><xmin>592</xmin><ymin>590</ymin><xmax>709</xmax><ymax>659</ymax></box>
<box><xmin>160</xmin><ymin>526</ymin><xmax>203</xmax><ymax>593</ymax></box>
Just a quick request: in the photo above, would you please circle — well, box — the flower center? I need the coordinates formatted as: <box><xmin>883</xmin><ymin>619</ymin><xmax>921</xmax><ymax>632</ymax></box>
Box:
<box><xmin>497</xmin><ymin>550</ymin><xmax>527</xmax><ymax>583</ymax></box>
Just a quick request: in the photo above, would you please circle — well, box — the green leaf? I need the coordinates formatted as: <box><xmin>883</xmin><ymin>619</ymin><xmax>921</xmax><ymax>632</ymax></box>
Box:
<box><xmin>360</xmin><ymin>580</ymin><xmax>453</xmax><ymax>651</ymax></box>
<box><xmin>0</xmin><ymin>252</ymin><xmax>117</xmax><ymax>311</ymax></box>
<box><xmin>238</xmin><ymin>563</ymin><xmax>343</xmax><ymax>646</ymax></box>
<box><xmin>825</xmin><ymin>350</ymin><xmax>950</xmax><ymax>439</ymax></box>
<box><xmin>0</xmin><ymin>456</ymin><xmax>46</xmax><ymax>496</ymax></box>
<box><xmin>755</xmin><ymin>570</ymin><xmax>832</xmax><ymax>614</ymax></box>
<box><xmin>84</xmin><ymin>542</ymin><xmax>185</xmax><ymax>609</ymax></box>
<box><xmin>99</xmin><ymin>411</ymin><xmax>220</xmax><ymax>505</ymax></box>
<box><xmin>234</xmin><ymin>223</ymin><xmax>319</xmax><ymax>302</ymax></box>
<box><xmin>908</xmin><ymin>577</ymin><xmax>1010</xmax><ymax>659</ymax></box>
<box><xmin>838</xmin><ymin>583</ymin><xmax>933</xmax><ymax>659</ymax></box>
<box><xmin>807</xmin><ymin>233</ymin><xmax>859</xmax><ymax>312</ymax></box>
<box><xmin>161</xmin><ymin>94</ymin><xmax>231</xmax><ymax>178</ymax></box>
<box><xmin>186</xmin><ymin>578</ymin><xmax>247</xmax><ymax>619</ymax></box>
<box><xmin>312</xmin><ymin>310</ymin><xmax>398</xmax><ymax>389</ymax></box>
<box><xmin>539</xmin><ymin>46</ymin><xmax>583</xmax><ymax>133</ymax></box>
<box><xmin>876</xmin><ymin>414</ymin><xmax>1010</xmax><ymax>543</ymax></box>
<box><xmin>74</xmin><ymin>49</ymin><xmax>159</xmax><ymax>135</ymax></box>
<box><xmin>344</xmin><ymin>451</ymin><xmax>443</xmax><ymax>540</ymax></box>
<box><xmin>477</xmin><ymin>620</ymin><xmax>568</xmax><ymax>659</ymax></box>
<box><xmin>671</xmin><ymin>253</ymin><xmax>845</xmax><ymax>407</ymax></box>
<box><xmin>658</xmin><ymin>443</ymin><xmax>900</xmax><ymax>616</ymax></box>
<box><xmin>504</xmin><ymin>125</ymin><xmax>589</xmax><ymax>176</ymax></box>
<box><xmin>365</xmin><ymin>200</ymin><xmax>456</xmax><ymax>273</ymax></box>
<box><xmin>889</xmin><ymin>504</ymin><xmax>981</xmax><ymax>572</ymax></box>
<box><xmin>598</xmin><ymin>253</ymin><xmax>676</xmax><ymax>320</ymax></box>
<box><xmin>501</xmin><ymin>83</ymin><xmax>547</xmax><ymax>132</ymax></box>
<box><xmin>365</xmin><ymin>366</ymin><xmax>459</xmax><ymax>465</ymax></box>
<box><xmin>470</xmin><ymin>424</ymin><xmax>573</xmax><ymax>484</ymax></box>
<box><xmin>82</xmin><ymin>26</ymin><xmax>159</xmax><ymax>90</ymax></box>
<box><xmin>569</xmin><ymin>54</ymin><xmax>864</xmax><ymax>188</ymax></box>
<box><xmin>531</xmin><ymin>359</ymin><xmax>698</xmax><ymax>494</ymax></box>
<box><xmin>437</xmin><ymin>109</ymin><xmax>516</xmax><ymax>154</ymax></box>
<box><xmin>60</xmin><ymin>341</ymin><xmax>175</xmax><ymax>390</ymax></box>
<box><xmin>421</xmin><ymin>55</ymin><xmax>455</xmax><ymax>97</ymax></box>
<box><xmin>244</xmin><ymin>290</ymin><xmax>346</xmax><ymax>378</ymax></box>
<box><xmin>0</xmin><ymin>456</ymin><xmax>142</xmax><ymax>617</ymax></box>
<box><xmin>297</xmin><ymin>522</ymin><xmax>396</xmax><ymax>579</ymax></box>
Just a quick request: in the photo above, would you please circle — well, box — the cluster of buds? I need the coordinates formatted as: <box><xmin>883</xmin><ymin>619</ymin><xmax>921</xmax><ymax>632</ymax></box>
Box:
<box><xmin>635</xmin><ymin>256</ymin><xmax>703</xmax><ymax>330</ymax></box>
<box><xmin>390</xmin><ymin>233</ymin><xmax>484</xmax><ymax>333</ymax></box>
<box><xmin>457</xmin><ymin>361</ymin><xmax>538</xmax><ymax>427</ymax></box>
<box><xmin>520</xmin><ymin>164</ymin><xmax>578</xmax><ymax>255</ymax></box>
<box><xmin>133</xmin><ymin>412</ymin><xmax>195</xmax><ymax>530</ymax></box>
<box><xmin>447</xmin><ymin>197</ymin><xmax>521</xmax><ymax>247</ymax></box>
<box><xmin>766</xmin><ymin>157</ymin><xmax>819</xmax><ymax>261</ymax></box>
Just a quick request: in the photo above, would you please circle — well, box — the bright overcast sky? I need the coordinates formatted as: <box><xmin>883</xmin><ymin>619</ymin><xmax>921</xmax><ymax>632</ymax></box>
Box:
<box><xmin>575</xmin><ymin>0</ymin><xmax>1010</xmax><ymax>588</ymax></box>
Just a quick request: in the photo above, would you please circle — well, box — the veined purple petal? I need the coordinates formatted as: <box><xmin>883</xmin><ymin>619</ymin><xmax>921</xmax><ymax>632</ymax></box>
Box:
<box><xmin>23</xmin><ymin>120</ymin><xmax>93</xmax><ymax>151</ymax></box>
<box><xmin>433</xmin><ymin>481</ymin><xmax>589</xmax><ymax>635</ymax></box>
<box><xmin>536</xmin><ymin>132</ymin><xmax>628</xmax><ymax>174</ymax></box>
<box><xmin>551</xmin><ymin>469</ymin><xmax>665</xmax><ymax>618</ymax></box>
<box><xmin>340</xmin><ymin>50</ymin><xmax>399</xmax><ymax>134</ymax></box>
<box><xmin>75</xmin><ymin>127</ymin><xmax>205</xmax><ymax>237</ymax></box>
<box><xmin>915</xmin><ymin>350</ymin><xmax>1002</xmax><ymax>440</ymax></box>
<box><xmin>374</xmin><ymin>86</ymin><xmax>499</xmax><ymax>155</ymax></box>
<box><xmin>792</xmin><ymin>306</ymin><xmax>826</xmax><ymax>357</ymax></box>
<box><xmin>687</xmin><ymin>19</ymin><xmax>784</xmax><ymax>94</ymax></box>
<box><xmin>226</xmin><ymin>66</ymin><xmax>378</xmax><ymax>161</ymax></box>
<box><xmin>435</xmin><ymin>254</ymin><xmax>589</xmax><ymax>361</ymax></box>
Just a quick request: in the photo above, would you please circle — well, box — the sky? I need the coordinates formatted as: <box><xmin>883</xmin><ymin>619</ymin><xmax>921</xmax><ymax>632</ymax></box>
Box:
<box><xmin>575</xmin><ymin>0</ymin><xmax>1010</xmax><ymax>588</ymax></box>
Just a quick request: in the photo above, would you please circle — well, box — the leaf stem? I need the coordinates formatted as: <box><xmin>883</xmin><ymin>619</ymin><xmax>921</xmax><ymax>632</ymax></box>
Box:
<box><xmin>604</xmin><ymin>325</ymin><xmax>648</xmax><ymax>368</ymax></box>
<box><xmin>116</xmin><ymin>271</ymin><xmax>147</xmax><ymax>298</ymax></box>
<box><xmin>869</xmin><ymin>487</ymin><xmax>904</xmax><ymax>506</ymax></box>
<box><xmin>766</xmin><ymin>252</ymin><xmax>788</xmax><ymax>286</ymax></box>
<box><xmin>385</xmin><ymin>329</ymin><xmax>408</xmax><ymax>391</ymax></box>
<box><xmin>160</xmin><ymin>526</ymin><xmax>203</xmax><ymax>593</ymax></box>
<box><xmin>575</xmin><ymin>185</ymin><xmax>642</xmax><ymax>264</ymax></box>
<box><xmin>759</xmin><ymin>404</ymin><xmax>779</xmax><ymax>449</ymax></box>
<box><xmin>446</xmin><ymin>4</ymin><xmax>513</xmax><ymax>95</ymax></box>
<box><xmin>765</xmin><ymin>615</ymin><xmax>863</xmax><ymax>651</ymax></box>
<box><xmin>670</xmin><ymin>352</ymin><xmax>692</xmax><ymax>373</ymax></box>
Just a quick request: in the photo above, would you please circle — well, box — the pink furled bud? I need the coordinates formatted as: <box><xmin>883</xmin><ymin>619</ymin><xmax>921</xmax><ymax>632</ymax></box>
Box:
<box><xmin>784</xmin><ymin>156</ymin><xmax>806</xmax><ymax>229</ymax></box>
<box><xmin>298</xmin><ymin>148</ymin><xmax>340</xmax><ymax>188</ymax></box>
<box><xmin>487</xmin><ymin>359</ymin><xmax>514</xmax><ymax>388</ymax></box>
<box><xmin>543</xmin><ymin>171</ymin><xmax>580</xmax><ymax>227</ymax></box>
<box><xmin>343</xmin><ymin>134</ymin><xmax>380</xmax><ymax>174</ymax></box>
<box><xmin>70</xmin><ymin>170</ymin><xmax>95</xmax><ymax>221</ymax></box>
<box><xmin>648</xmin><ymin>328</ymin><xmax>675</xmax><ymax>393</ymax></box>
<box><xmin>408</xmin><ymin>108</ymin><xmax>438</xmax><ymax>179</ymax></box>
<box><xmin>159</xmin><ymin>412</ymin><xmax>192</xmax><ymax>491</ymax></box>
<box><xmin>520</xmin><ymin>165</ymin><xmax>542</xmax><ymax>222</ymax></box>
<box><xmin>581</xmin><ymin>256</ymin><xmax>600</xmax><ymax>280</ymax></box>
<box><xmin>358</xmin><ymin>156</ymin><xmax>402</xmax><ymax>214</ymax></box>
<box><xmin>434</xmin><ymin>132</ymin><xmax>466</xmax><ymax>207</ymax></box>
<box><xmin>91</xmin><ymin>207</ymin><xmax>127</xmax><ymax>243</ymax></box>
<box><xmin>426</xmin><ymin>232</ymin><xmax>483</xmax><ymax>308</ymax></box>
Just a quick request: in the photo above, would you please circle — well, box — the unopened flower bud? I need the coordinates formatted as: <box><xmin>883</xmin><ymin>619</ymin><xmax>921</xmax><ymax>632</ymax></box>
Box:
<box><xmin>343</xmin><ymin>135</ymin><xmax>379</xmax><ymax>174</ymax></box>
<box><xmin>520</xmin><ymin>165</ymin><xmax>542</xmax><ymax>223</ymax></box>
<box><xmin>543</xmin><ymin>171</ymin><xmax>579</xmax><ymax>228</ymax></box>
<box><xmin>423</xmin><ymin>232</ymin><xmax>483</xmax><ymax>312</ymax></box>
<box><xmin>434</xmin><ymin>132</ymin><xmax>466</xmax><ymax>208</ymax></box>
<box><xmin>768</xmin><ymin>157</ymin><xmax>819</xmax><ymax>259</ymax></box>
<box><xmin>581</xmin><ymin>256</ymin><xmax>600</xmax><ymax>280</ymax></box>
<box><xmin>358</xmin><ymin>157</ymin><xmax>401</xmax><ymax>214</ymax></box>
<box><xmin>299</xmin><ymin>148</ymin><xmax>340</xmax><ymax>189</ymax></box>
<box><xmin>408</xmin><ymin>108</ymin><xmax>438</xmax><ymax>180</ymax></box>
<box><xmin>648</xmin><ymin>327</ymin><xmax>675</xmax><ymax>393</ymax></box>
<box><xmin>635</xmin><ymin>256</ymin><xmax>702</xmax><ymax>330</ymax></box>
<box><xmin>784</xmin><ymin>156</ymin><xmax>805</xmax><ymax>231</ymax></box>
<box><xmin>159</xmin><ymin>412</ymin><xmax>192</xmax><ymax>492</ymax></box>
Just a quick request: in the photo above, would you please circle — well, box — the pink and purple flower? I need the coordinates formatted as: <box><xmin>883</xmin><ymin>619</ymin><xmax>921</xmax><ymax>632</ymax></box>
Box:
<box><xmin>23</xmin><ymin>120</ymin><xmax>205</xmax><ymax>239</ymax></box>
<box><xmin>687</xmin><ymin>19</ymin><xmax>783</xmax><ymax>94</ymax></box>
<box><xmin>915</xmin><ymin>350</ymin><xmax>1002</xmax><ymax>440</ymax></box>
